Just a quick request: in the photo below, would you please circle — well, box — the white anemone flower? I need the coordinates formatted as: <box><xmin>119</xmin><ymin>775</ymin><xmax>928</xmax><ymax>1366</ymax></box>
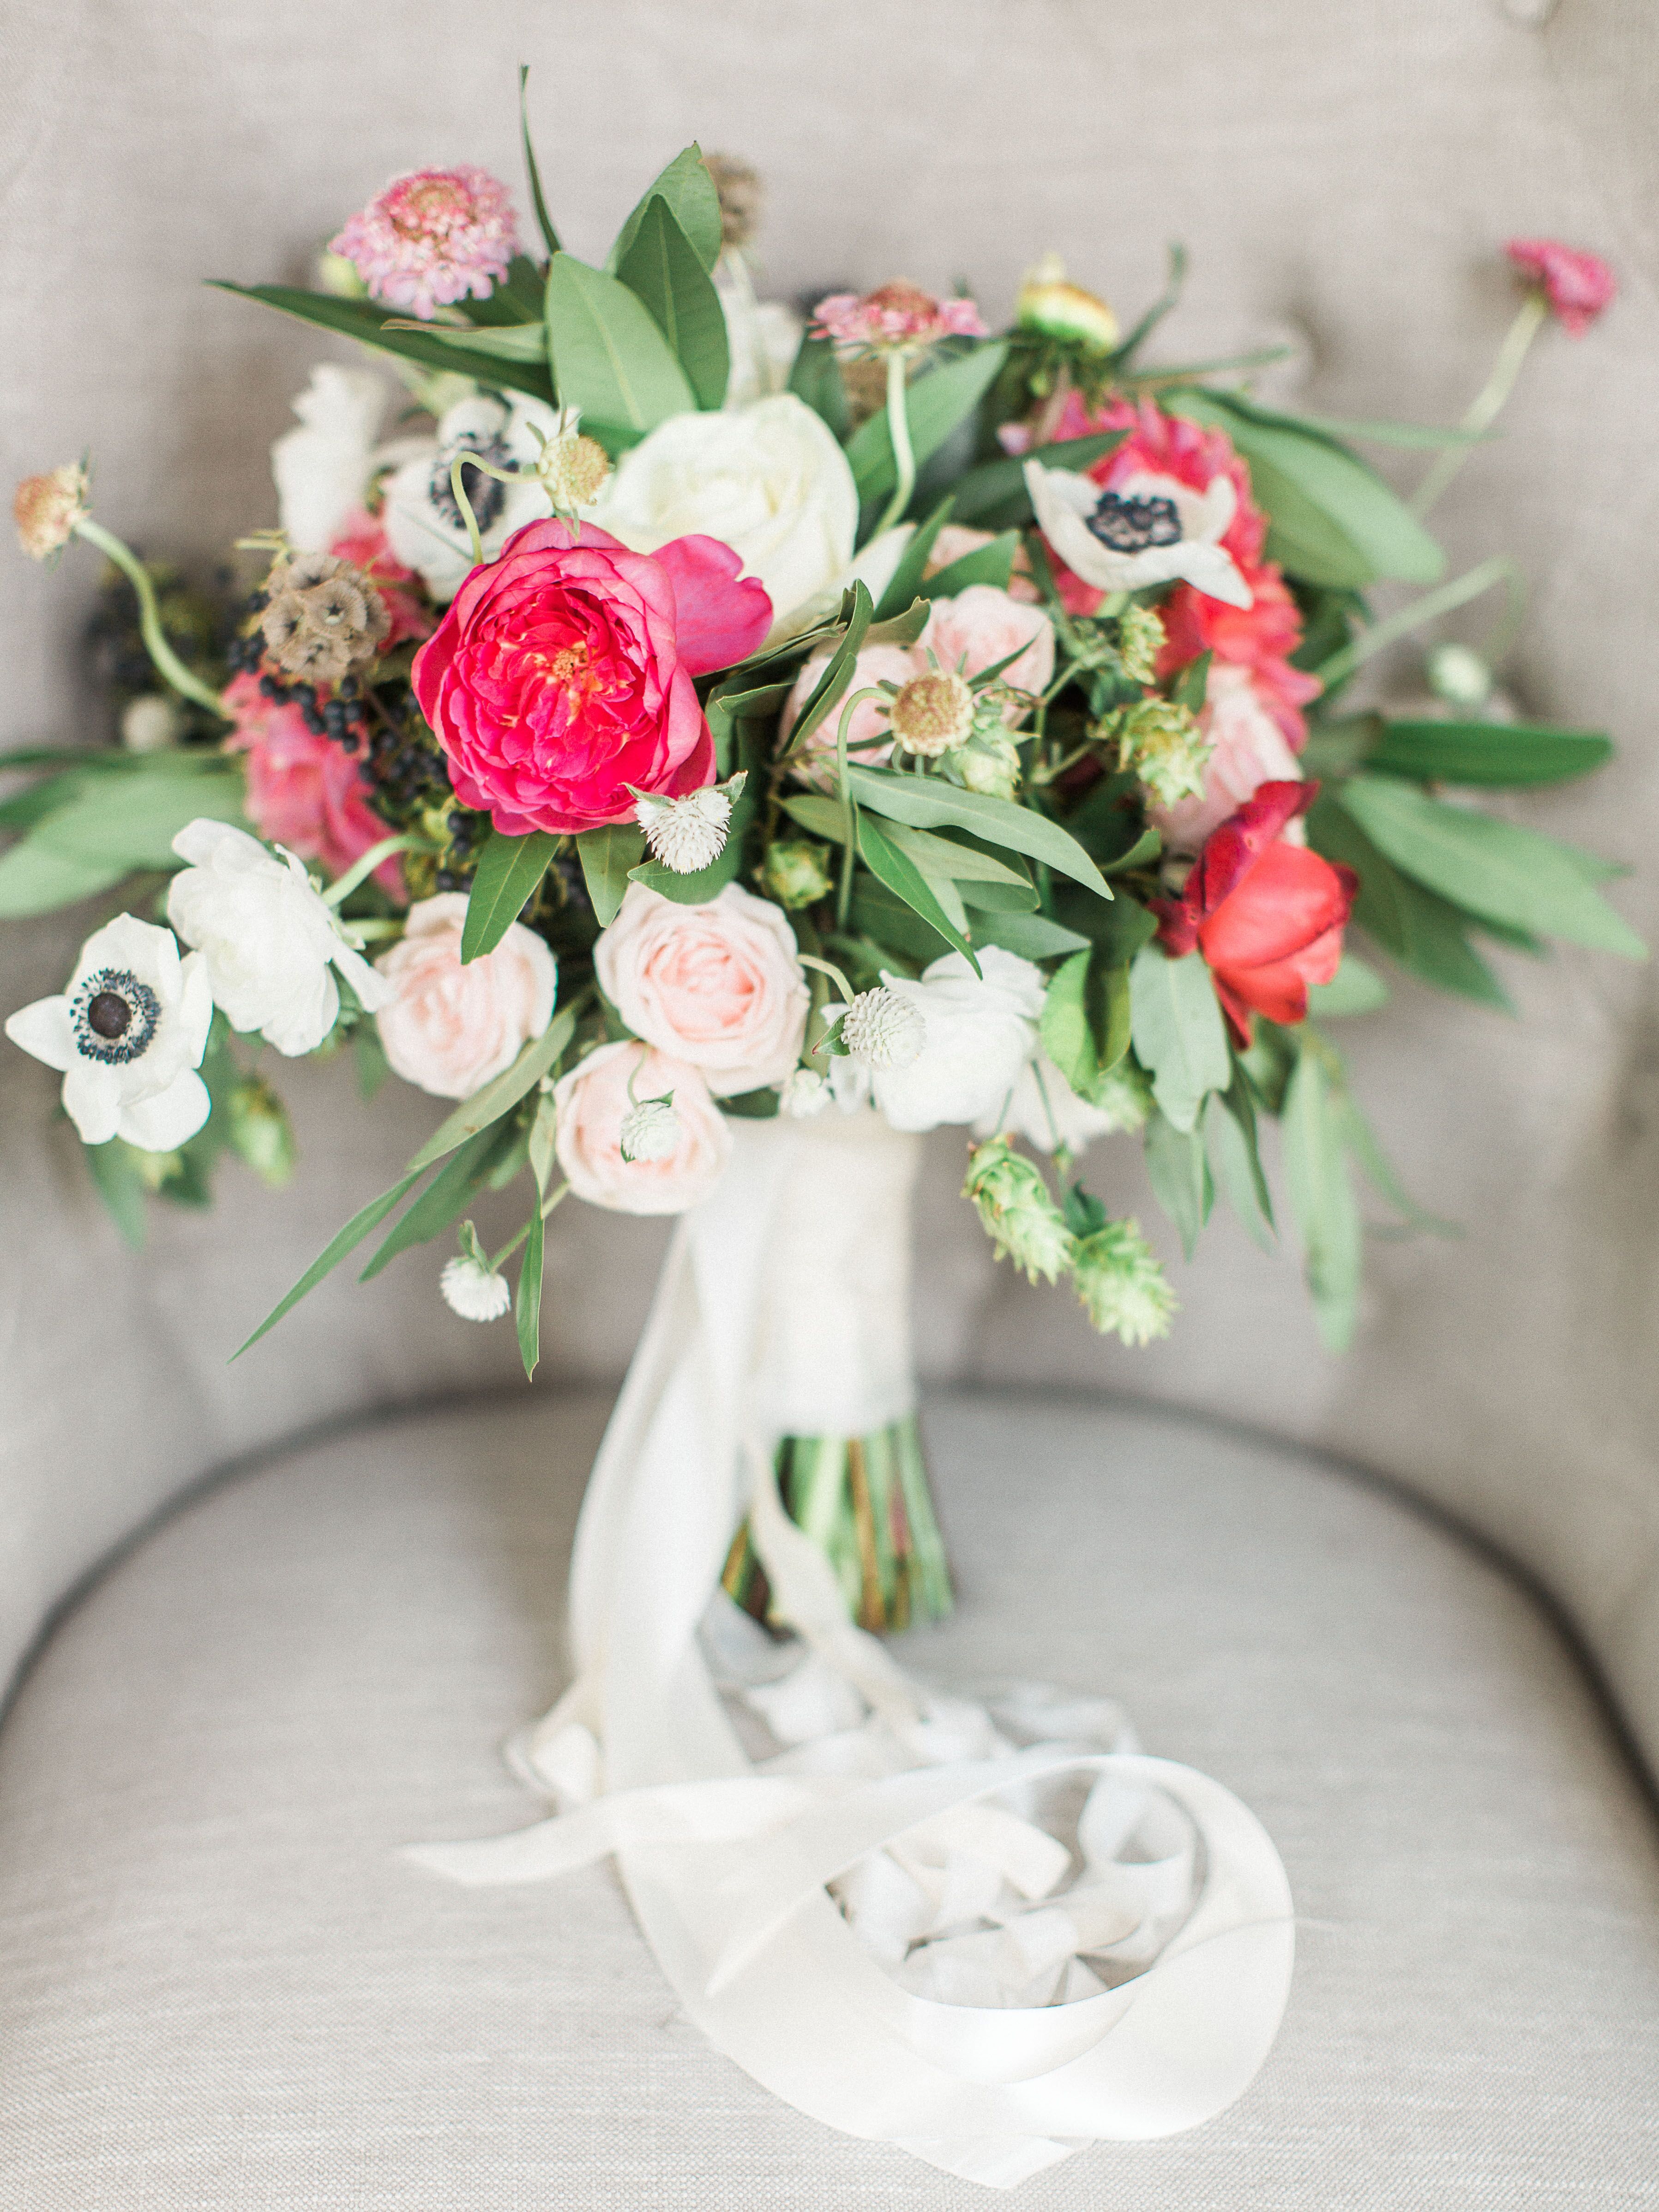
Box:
<box><xmin>271</xmin><ymin>365</ymin><xmax>409</xmax><ymax>553</ymax></box>
<box><xmin>166</xmin><ymin>820</ymin><xmax>393</xmax><ymax>1057</ymax></box>
<box><xmin>382</xmin><ymin>390</ymin><xmax>571</xmax><ymax>599</ymax></box>
<box><xmin>4</xmin><ymin>913</ymin><xmax>212</xmax><ymax>1151</ymax></box>
<box><xmin>1023</xmin><ymin>458</ymin><xmax>1252</xmax><ymax>608</ymax></box>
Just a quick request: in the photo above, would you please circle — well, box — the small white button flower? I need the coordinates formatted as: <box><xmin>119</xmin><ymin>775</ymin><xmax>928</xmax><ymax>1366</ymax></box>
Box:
<box><xmin>777</xmin><ymin>1066</ymin><xmax>831</xmax><ymax>1118</ymax></box>
<box><xmin>1023</xmin><ymin>458</ymin><xmax>1252</xmax><ymax>608</ymax></box>
<box><xmin>440</xmin><ymin>1223</ymin><xmax>511</xmax><ymax>1321</ymax></box>
<box><xmin>167</xmin><ymin>819</ymin><xmax>393</xmax><ymax>1057</ymax></box>
<box><xmin>4</xmin><ymin>912</ymin><xmax>213</xmax><ymax>1151</ymax></box>
<box><xmin>632</xmin><ymin>773</ymin><xmax>745</xmax><ymax>876</ymax></box>
<box><xmin>619</xmin><ymin>1093</ymin><xmax>684</xmax><ymax>1163</ymax></box>
<box><xmin>831</xmin><ymin>985</ymin><xmax>927</xmax><ymax>1071</ymax></box>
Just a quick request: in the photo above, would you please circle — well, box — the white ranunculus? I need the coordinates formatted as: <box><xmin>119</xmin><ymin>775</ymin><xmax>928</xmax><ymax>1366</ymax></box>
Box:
<box><xmin>1024</xmin><ymin>458</ymin><xmax>1252</xmax><ymax>608</ymax></box>
<box><xmin>974</xmin><ymin>1051</ymin><xmax>1118</xmax><ymax>1154</ymax></box>
<box><xmin>382</xmin><ymin>390</ymin><xmax>569</xmax><ymax>600</ymax></box>
<box><xmin>872</xmin><ymin>947</ymin><xmax>1046</xmax><ymax>1134</ymax></box>
<box><xmin>166</xmin><ymin>819</ymin><xmax>393</xmax><ymax>1057</ymax></box>
<box><xmin>272</xmin><ymin>366</ymin><xmax>393</xmax><ymax>553</ymax></box>
<box><xmin>4</xmin><ymin>912</ymin><xmax>213</xmax><ymax>1151</ymax></box>
<box><xmin>591</xmin><ymin>393</ymin><xmax>858</xmax><ymax>635</ymax></box>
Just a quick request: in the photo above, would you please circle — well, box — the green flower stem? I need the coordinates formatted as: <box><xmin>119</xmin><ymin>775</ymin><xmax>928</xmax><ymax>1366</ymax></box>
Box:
<box><xmin>320</xmin><ymin>832</ymin><xmax>432</xmax><ymax>907</ymax></box>
<box><xmin>72</xmin><ymin>518</ymin><xmax>229</xmax><ymax>720</ymax></box>
<box><xmin>797</xmin><ymin>952</ymin><xmax>855</xmax><ymax>1002</ymax></box>
<box><xmin>830</xmin><ymin>685</ymin><xmax>887</xmax><ymax>929</ymax></box>
<box><xmin>450</xmin><ymin>454</ymin><xmax>487</xmax><ymax>568</ymax></box>
<box><xmin>1410</xmin><ymin>289</ymin><xmax>1548</xmax><ymax>519</ymax></box>
<box><xmin>489</xmin><ymin>1178</ymin><xmax>571</xmax><ymax>1272</ymax></box>
<box><xmin>1314</xmin><ymin>553</ymin><xmax>1522</xmax><ymax>692</ymax></box>
<box><xmin>874</xmin><ymin>351</ymin><xmax>916</xmax><ymax>538</ymax></box>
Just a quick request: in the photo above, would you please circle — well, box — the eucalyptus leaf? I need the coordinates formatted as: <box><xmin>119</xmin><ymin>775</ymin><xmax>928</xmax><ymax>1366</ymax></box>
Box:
<box><xmin>919</xmin><ymin>531</ymin><xmax>1019</xmax><ymax>598</ymax></box>
<box><xmin>389</xmin><ymin>319</ymin><xmax>548</xmax><ymax>362</ymax></box>
<box><xmin>577</xmin><ymin>823</ymin><xmax>646</xmax><ymax>925</ymax></box>
<box><xmin>1306</xmin><ymin>952</ymin><xmax>1390</xmax><ymax>1017</ymax></box>
<box><xmin>83</xmin><ymin>1135</ymin><xmax>149</xmax><ymax>1251</ymax></box>
<box><xmin>518</xmin><ymin>65</ymin><xmax>561</xmax><ymax>255</ymax></box>
<box><xmin>845</xmin><ymin>343</ymin><xmax>1010</xmax><ymax>507</ymax></box>
<box><xmin>872</xmin><ymin>498</ymin><xmax>955</xmax><ymax>623</ymax></box>
<box><xmin>544</xmin><ymin>253</ymin><xmax>696</xmax><ymax>433</ymax></box>
<box><xmin>1308</xmin><ymin>797</ymin><xmax>1513</xmax><ymax>1009</ymax></box>
<box><xmin>786</xmin><ymin>582</ymin><xmax>876</xmax><ymax>755</ymax></box>
<box><xmin>965</xmin><ymin>910</ymin><xmax>1092</xmax><ymax>960</ymax></box>
<box><xmin>616</xmin><ymin>195</ymin><xmax>729</xmax><ymax>410</ymax></box>
<box><xmin>1334</xmin><ymin>1087</ymin><xmax>1458</xmax><ymax>1236</ymax></box>
<box><xmin>1202</xmin><ymin>1086</ymin><xmax>1275</xmax><ymax>1252</ymax></box>
<box><xmin>1128</xmin><ymin>946</ymin><xmax>1230</xmax><ymax>1133</ymax></box>
<box><xmin>787</xmin><ymin>331</ymin><xmax>850</xmax><ymax>440</ymax></box>
<box><xmin>460</xmin><ymin>830</ymin><xmax>559</xmax><ymax>963</ymax></box>
<box><xmin>358</xmin><ymin>1123</ymin><xmax>512</xmax><ymax>1282</ymax></box>
<box><xmin>0</xmin><ymin>762</ymin><xmax>247</xmax><ymax>917</ymax></box>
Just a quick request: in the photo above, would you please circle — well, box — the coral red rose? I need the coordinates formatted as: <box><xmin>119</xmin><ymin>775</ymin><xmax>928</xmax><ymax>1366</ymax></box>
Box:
<box><xmin>412</xmin><ymin>520</ymin><xmax>771</xmax><ymax>837</ymax></box>
<box><xmin>1154</xmin><ymin>781</ymin><xmax>1357</xmax><ymax>1043</ymax></box>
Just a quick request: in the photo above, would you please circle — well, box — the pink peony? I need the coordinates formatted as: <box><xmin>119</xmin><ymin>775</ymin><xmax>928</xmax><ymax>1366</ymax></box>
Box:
<box><xmin>1149</xmin><ymin>662</ymin><xmax>1303</xmax><ymax>856</ymax></box>
<box><xmin>781</xmin><ymin>585</ymin><xmax>1054</xmax><ymax>788</ymax></box>
<box><xmin>594</xmin><ymin>881</ymin><xmax>809</xmax><ymax>1096</ymax></box>
<box><xmin>812</xmin><ymin>281</ymin><xmax>988</xmax><ymax>356</ymax></box>
<box><xmin>1506</xmin><ymin>238</ymin><xmax>1616</xmax><ymax>338</ymax></box>
<box><xmin>223</xmin><ymin>673</ymin><xmax>404</xmax><ymax>897</ymax></box>
<box><xmin>374</xmin><ymin>893</ymin><xmax>556</xmax><ymax>1099</ymax></box>
<box><xmin>553</xmin><ymin>1040</ymin><xmax>732</xmax><ymax>1215</ymax></box>
<box><xmin>327</xmin><ymin>510</ymin><xmax>433</xmax><ymax>647</ymax></box>
<box><xmin>413</xmin><ymin>520</ymin><xmax>772</xmax><ymax>838</ymax></box>
<box><xmin>331</xmin><ymin>167</ymin><xmax>518</xmax><ymax>320</ymax></box>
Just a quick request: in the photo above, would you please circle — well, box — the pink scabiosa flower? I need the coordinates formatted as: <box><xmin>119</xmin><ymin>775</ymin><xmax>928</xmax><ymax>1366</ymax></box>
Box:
<box><xmin>812</xmin><ymin>281</ymin><xmax>987</xmax><ymax>357</ymax></box>
<box><xmin>1505</xmin><ymin>238</ymin><xmax>1616</xmax><ymax>338</ymax></box>
<box><xmin>330</xmin><ymin>167</ymin><xmax>518</xmax><ymax>319</ymax></box>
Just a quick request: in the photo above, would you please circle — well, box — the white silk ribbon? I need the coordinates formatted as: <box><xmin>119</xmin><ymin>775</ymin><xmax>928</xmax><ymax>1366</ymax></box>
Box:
<box><xmin>410</xmin><ymin>1116</ymin><xmax>1295</xmax><ymax>2189</ymax></box>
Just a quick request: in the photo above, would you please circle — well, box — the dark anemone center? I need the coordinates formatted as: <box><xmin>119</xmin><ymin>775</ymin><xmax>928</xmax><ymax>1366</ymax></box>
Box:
<box><xmin>1086</xmin><ymin>490</ymin><xmax>1183</xmax><ymax>555</ymax></box>
<box><xmin>430</xmin><ymin>433</ymin><xmax>511</xmax><ymax>534</ymax></box>
<box><xmin>70</xmin><ymin>967</ymin><xmax>161</xmax><ymax>1066</ymax></box>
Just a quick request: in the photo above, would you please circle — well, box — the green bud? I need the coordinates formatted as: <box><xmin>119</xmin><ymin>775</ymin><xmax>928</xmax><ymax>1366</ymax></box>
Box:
<box><xmin>132</xmin><ymin>1146</ymin><xmax>185</xmax><ymax>1193</ymax></box>
<box><xmin>1113</xmin><ymin>697</ymin><xmax>1211</xmax><ymax>809</ymax></box>
<box><xmin>1116</xmin><ymin>603</ymin><xmax>1166</xmax><ymax>688</ymax></box>
<box><xmin>226</xmin><ymin>1074</ymin><xmax>297</xmax><ymax>1189</ymax></box>
<box><xmin>962</xmin><ymin>1136</ymin><xmax>1076</xmax><ymax>1284</ymax></box>
<box><xmin>760</xmin><ymin>839</ymin><xmax>834</xmax><ymax>910</ymax></box>
<box><xmin>956</xmin><ymin>727</ymin><xmax>1022</xmax><ymax>801</ymax></box>
<box><xmin>1425</xmin><ymin>641</ymin><xmax>1493</xmax><ymax>711</ymax></box>
<box><xmin>1092</xmin><ymin>1058</ymin><xmax>1153</xmax><ymax>1133</ymax></box>
<box><xmin>1071</xmin><ymin>1217</ymin><xmax>1178</xmax><ymax>1345</ymax></box>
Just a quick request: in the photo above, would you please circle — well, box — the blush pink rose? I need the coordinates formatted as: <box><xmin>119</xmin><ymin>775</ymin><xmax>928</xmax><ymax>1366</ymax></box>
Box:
<box><xmin>373</xmin><ymin>893</ymin><xmax>556</xmax><ymax>1099</ymax></box>
<box><xmin>926</xmin><ymin>524</ymin><xmax>1040</xmax><ymax>603</ymax></box>
<box><xmin>1149</xmin><ymin>663</ymin><xmax>1303</xmax><ymax>856</ymax></box>
<box><xmin>594</xmin><ymin>881</ymin><xmax>809</xmax><ymax>1096</ymax></box>
<box><xmin>412</xmin><ymin>519</ymin><xmax>772</xmax><ymax>837</ymax></box>
<box><xmin>223</xmin><ymin>672</ymin><xmax>405</xmax><ymax>897</ymax></box>
<box><xmin>553</xmin><ymin>1040</ymin><xmax>732</xmax><ymax>1215</ymax></box>
<box><xmin>780</xmin><ymin>642</ymin><xmax>919</xmax><ymax>788</ymax></box>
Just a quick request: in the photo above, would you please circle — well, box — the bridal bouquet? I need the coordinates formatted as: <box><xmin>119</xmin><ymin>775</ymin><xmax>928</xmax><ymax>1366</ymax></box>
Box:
<box><xmin>6</xmin><ymin>105</ymin><xmax>1634</xmax><ymax>1382</ymax></box>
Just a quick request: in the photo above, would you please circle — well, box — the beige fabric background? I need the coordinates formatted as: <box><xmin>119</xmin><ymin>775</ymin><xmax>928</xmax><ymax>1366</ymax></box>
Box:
<box><xmin>3</xmin><ymin>0</ymin><xmax>1658</xmax><ymax>1764</ymax></box>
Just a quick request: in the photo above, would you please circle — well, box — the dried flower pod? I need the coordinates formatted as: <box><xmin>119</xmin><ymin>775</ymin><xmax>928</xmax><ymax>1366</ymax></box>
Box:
<box><xmin>14</xmin><ymin>463</ymin><xmax>89</xmax><ymax>561</ymax></box>
<box><xmin>260</xmin><ymin>551</ymin><xmax>390</xmax><ymax>685</ymax></box>
<box><xmin>703</xmin><ymin>153</ymin><xmax>763</xmax><ymax>249</ymax></box>
<box><xmin>890</xmin><ymin>669</ymin><xmax>974</xmax><ymax>758</ymax></box>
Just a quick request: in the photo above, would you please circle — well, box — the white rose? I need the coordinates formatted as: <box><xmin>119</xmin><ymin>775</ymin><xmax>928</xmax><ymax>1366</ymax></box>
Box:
<box><xmin>374</xmin><ymin>893</ymin><xmax>556</xmax><ymax>1099</ymax></box>
<box><xmin>383</xmin><ymin>390</ymin><xmax>569</xmax><ymax>600</ymax></box>
<box><xmin>272</xmin><ymin>365</ymin><xmax>394</xmax><ymax>553</ymax></box>
<box><xmin>4</xmin><ymin>912</ymin><xmax>213</xmax><ymax>1151</ymax></box>
<box><xmin>167</xmin><ymin>819</ymin><xmax>393</xmax><ymax>1057</ymax></box>
<box><xmin>591</xmin><ymin>394</ymin><xmax>857</xmax><ymax>635</ymax></box>
<box><xmin>872</xmin><ymin>947</ymin><xmax>1046</xmax><ymax>1133</ymax></box>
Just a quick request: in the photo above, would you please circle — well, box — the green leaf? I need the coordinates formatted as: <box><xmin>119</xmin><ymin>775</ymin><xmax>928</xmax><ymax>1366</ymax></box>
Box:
<box><xmin>1168</xmin><ymin>390</ymin><xmax>1444</xmax><ymax>589</ymax></box>
<box><xmin>1306</xmin><ymin>952</ymin><xmax>1390</xmax><ymax>1018</ymax></box>
<box><xmin>354</xmin><ymin>1020</ymin><xmax>390</xmax><ymax>1101</ymax></box>
<box><xmin>0</xmin><ymin>760</ymin><xmax>247</xmax><ymax>918</ymax></box>
<box><xmin>1308</xmin><ymin>796</ymin><xmax>1513</xmax><ymax>1008</ymax></box>
<box><xmin>518</xmin><ymin>65</ymin><xmax>561</xmax><ymax>255</ymax></box>
<box><xmin>1110</xmin><ymin>243</ymin><xmax>1188</xmax><ymax>366</ymax></box>
<box><xmin>233</xmin><ymin>1168</ymin><xmax>425</xmax><ymax>1358</ymax></box>
<box><xmin>849</xmin><ymin>878</ymin><xmax>955</xmax><ymax>966</ymax></box>
<box><xmin>872</xmin><ymin>497</ymin><xmax>955</xmax><ymax>622</ymax></box>
<box><xmin>787</xmin><ymin>331</ymin><xmax>850</xmax><ymax>440</ymax></box>
<box><xmin>516</xmin><ymin>1195</ymin><xmax>547</xmax><ymax>1381</ymax></box>
<box><xmin>83</xmin><ymin>1136</ymin><xmax>149</xmax><ymax>1251</ymax></box>
<box><xmin>468</xmin><ymin>256</ymin><xmax>548</xmax><ymax>326</ymax></box>
<box><xmin>1052</xmin><ymin>882</ymin><xmax>1158</xmax><ymax>966</ymax></box>
<box><xmin>857</xmin><ymin>811</ymin><xmax>979</xmax><ymax>970</ymax></box>
<box><xmin>543</xmin><ymin>253</ymin><xmax>696</xmax><ymax>434</ymax></box>
<box><xmin>616</xmin><ymin>195</ymin><xmax>729</xmax><ymax>410</ymax></box>
<box><xmin>920</xmin><ymin>531</ymin><xmax>1019</xmax><ymax>598</ymax></box>
<box><xmin>1202</xmin><ymin>1085</ymin><xmax>1275</xmax><ymax>1252</ymax></box>
<box><xmin>1281</xmin><ymin>1049</ymin><xmax>1361</xmax><ymax>1351</ymax></box>
<box><xmin>405</xmin><ymin>1004</ymin><xmax>577</xmax><ymax>1174</ymax></box>
<box><xmin>946</xmin><ymin>430</ymin><xmax>1127</xmax><ymax>529</ymax></box>
<box><xmin>606</xmin><ymin>144</ymin><xmax>722</xmax><ymax>276</ymax></box>
<box><xmin>1336</xmin><ymin>775</ymin><xmax>1644</xmax><ymax>960</ymax></box>
<box><xmin>460</xmin><ymin>829</ymin><xmax>559</xmax><ymax>964</ymax></box>
<box><xmin>391</xmin><ymin>318</ymin><xmax>547</xmax><ymax>362</ymax></box>
<box><xmin>577</xmin><ymin>823</ymin><xmax>646</xmax><ymax>926</ymax></box>
<box><xmin>1128</xmin><ymin>946</ymin><xmax>1230</xmax><ymax>1133</ymax></box>
<box><xmin>209</xmin><ymin>282</ymin><xmax>556</xmax><ymax>406</ymax></box>
<box><xmin>970</xmin><ymin>910</ymin><xmax>1092</xmax><ymax>960</ymax></box>
<box><xmin>1143</xmin><ymin>1106</ymin><xmax>1213</xmax><ymax>1261</ymax></box>
<box><xmin>786</xmin><ymin>583</ymin><xmax>877</xmax><ymax>756</ymax></box>
<box><xmin>1040</xmin><ymin>949</ymin><xmax>1128</xmax><ymax>1103</ymax></box>
<box><xmin>1365</xmin><ymin>719</ymin><xmax>1615</xmax><ymax>788</ymax></box>
<box><xmin>845</xmin><ymin>343</ymin><xmax>1010</xmax><ymax>506</ymax></box>
<box><xmin>358</xmin><ymin>1123</ymin><xmax>509</xmax><ymax>1282</ymax></box>
<box><xmin>1172</xmin><ymin>649</ymin><xmax>1213</xmax><ymax>715</ymax></box>
<box><xmin>1103</xmin><ymin>827</ymin><xmax>1163</xmax><ymax>877</ymax></box>
<box><xmin>1331</xmin><ymin>1085</ymin><xmax>1457</xmax><ymax>1236</ymax></box>
<box><xmin>846</xmin><ymin>765</ymin><xmax>1112</xmax><ymax>900</ymax></box>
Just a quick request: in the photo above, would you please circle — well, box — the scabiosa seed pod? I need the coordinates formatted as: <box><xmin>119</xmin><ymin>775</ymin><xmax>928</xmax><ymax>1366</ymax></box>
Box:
<box><xmin>536</xmin><ymin>430</ymin><xmax>612</xmax><ymax>512</ymax></box>
<box><xmin>890</xmin><ymin>669</ymin><xmax>974</xmax><ymax>758</ymax></box>
<box><xmin>962</xmin><ymin>1136</ymin><xmax>1077</xmax><ymax>1284</ymax></box>
<box><xmin>619</xmin><ymin>1095</ymin><xmax>684</xmax><ymax>1163</ymax></box>
<box><xmin>260</xmin><ymin>552</ymin><xmax>390</xmax><ymax>687</ymax></box>
<box><xmin>837</xmin><ymin>986</ymin><xmax>926</xmax><ymax>1071</ymax></box>
<box><xmin>1113</xmin><ymin>697</ymin><xmax>1212</xmax><ymax>809</ymax></box>
<box><xmin>1071</xmin><ymin>1217</ymin><xmax>1177</xmax><ymax>1344</ymax></box>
